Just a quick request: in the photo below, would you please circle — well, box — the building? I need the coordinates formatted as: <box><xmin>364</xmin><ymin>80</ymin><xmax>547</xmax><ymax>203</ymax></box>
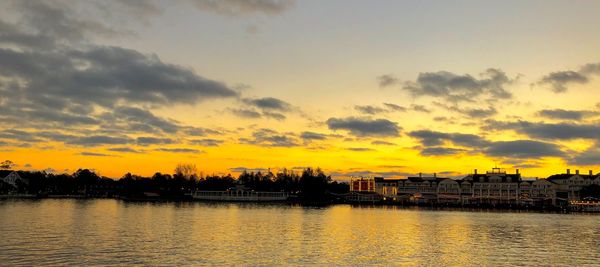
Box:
<box><xmin>462</xmin><ymin>168</ymin><xmax>521</xmax><ymax>205</ymax></box>
<box><xmin>547</xmin><ymin>169</ymin><xmax>598</xmax><ymax>203</ymax></box>
<box><xmin>349</xmin><ymin>177</ymin><xmax>375</xmax><ymax>192</ymax></box>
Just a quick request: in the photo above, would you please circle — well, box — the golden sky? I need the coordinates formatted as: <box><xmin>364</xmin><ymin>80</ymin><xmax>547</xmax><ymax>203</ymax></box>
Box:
<box><xmin>1</xmin><ymin>0</ymin><xmax>600</xmax><ymax>179</ymax></box>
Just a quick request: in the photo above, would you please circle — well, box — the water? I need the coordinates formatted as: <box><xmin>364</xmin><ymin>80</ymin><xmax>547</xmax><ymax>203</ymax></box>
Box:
<box><xmin>0</xmin><ymin>199</ymin><xmax>599</xmax><ymax>266</ymax></box>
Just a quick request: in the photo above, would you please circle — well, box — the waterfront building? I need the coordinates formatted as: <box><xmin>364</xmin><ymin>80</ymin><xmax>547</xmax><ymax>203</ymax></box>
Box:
<box><xmin>374</xmin><ymin>177</ymin><xmax>401</xmax><ymax>198</ymax></box>
<box><xmin>192</xmin><ymin>185</ymin><xmax>288</xmax><ymax>202</ymax></box>
<box><xmin>462</xmin><ymin>168</ymin><xmax>521</xmax><ymax>205</ymax></box>
<box><xmin>547</xmin><ymin>169</ymin><xmax>597</xmax><ymax>202</ymax></box>
<box><xmin>349</xmin><ymin>177</ymin><xmax>375</xmax><ymax>192</ymax></box>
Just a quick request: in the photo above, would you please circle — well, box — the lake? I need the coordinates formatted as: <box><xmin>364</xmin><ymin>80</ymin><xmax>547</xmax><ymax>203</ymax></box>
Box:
<box><xmin>0</xmin><ymin>199</ymin><xmax>599</xmax><ymax>266</ymax></box>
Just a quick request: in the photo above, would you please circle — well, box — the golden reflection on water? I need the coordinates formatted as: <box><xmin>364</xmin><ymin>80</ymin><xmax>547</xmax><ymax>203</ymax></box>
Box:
<box><xmin>1</xmin><ymin>199</ymin><xmax>600</xmax><ymax>266</ymax></box>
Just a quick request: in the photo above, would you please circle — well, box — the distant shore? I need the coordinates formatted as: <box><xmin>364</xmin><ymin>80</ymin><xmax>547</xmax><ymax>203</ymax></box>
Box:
<box><xmin>1</xmin><ymin>194</ymin><xmax>590</xmax><ymax>213</ymax></box>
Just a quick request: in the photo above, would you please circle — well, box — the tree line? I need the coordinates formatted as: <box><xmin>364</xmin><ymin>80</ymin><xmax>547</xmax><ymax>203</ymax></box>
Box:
<box><xmin>0</xmin><ymin>163</ymin><xmax>349</xmax><ymax>201</ymax></box>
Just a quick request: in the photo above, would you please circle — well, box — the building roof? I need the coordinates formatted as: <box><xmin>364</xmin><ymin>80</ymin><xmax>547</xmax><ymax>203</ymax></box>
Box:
<box><xmin>546</xmin><ymin>173</ymin><xmax>598</xmax><ymax>181</ymax></box>
<box><xmin>463</xmin><ymin>173</ymin><xmax>521</xmax><ymax>183</ymax></box>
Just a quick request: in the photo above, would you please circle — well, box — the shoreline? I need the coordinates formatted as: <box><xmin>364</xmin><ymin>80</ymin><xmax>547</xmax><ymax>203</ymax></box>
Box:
<box><xmin>1</xmin><ymin>194</ymin><xmax>594</xmax><ymax>214</ymax></box>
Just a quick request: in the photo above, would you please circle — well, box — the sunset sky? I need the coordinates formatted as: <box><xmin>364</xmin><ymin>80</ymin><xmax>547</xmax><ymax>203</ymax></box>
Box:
<box><xmin>1</xmin><ymin>0</ymin><xmax>600</xmax><ymax>179</ymax></box>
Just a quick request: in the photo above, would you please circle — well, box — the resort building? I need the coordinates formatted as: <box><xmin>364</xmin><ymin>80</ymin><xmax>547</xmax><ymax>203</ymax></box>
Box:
<box><xmin>349</xmin><ymin>177</ymin><xmax>375</xmax><ymax>192</ymax></box>
<box><xmin>547</xmin><ymin>169</ymin><xmax>598</xmax><ymax>202</ymax></box>
<box><xmin>369</xmin><ymin>167</ymin><xmax>600</xmax><ymax>208</ymax></box>
<box><xmin>462</xmin><ymin>168</ymin><xmax>521</xmax><ymax>205</ymax></box>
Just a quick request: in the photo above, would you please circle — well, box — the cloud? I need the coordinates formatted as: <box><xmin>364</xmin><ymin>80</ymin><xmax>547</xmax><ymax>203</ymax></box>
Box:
<box><xmin>409</xmin><ymin>129</ymin><xmax>562</xmax><ymax>160</ymax></box>
<box><xmin>484</xmin><ymin>140</ymin><xmax>562</xmax><ymax>159</ymax></box>
<box><xmin>69</xmin><ymin>135</ymin><xmax>132</xmax><ymax>146</ymax></box>
<box><xmin>79</xmin><ymin>152</ymin><xmax>112</xmax><ymax>157</ymax></box>
<box><xmin>262</xmin><ymin>111</ymin><xmax>286</xmax><ymax>121</ymax></box>
<box><xmin>326</xmin><ymin>117</ymin><xmax>401</xmax><ymax>137</ymax></box>
<box><xmin>402</xmin><ymin>68</ymin><xmax>513</xmax><ymax>102</ymax></box>
<box><xmin>231</xmin><ymin>108</ymin><xmax>263</xmax><ymax>119</ymax></box>
<box><xmin>538</xmin><ymin>71</ymin><xmax>588</xmax><ymax>93</ymax></box>
<box><xmin>536</xmin><ymin>62</ymin><xmax>600</xmax><ymax>93</ymax></box>
<box><xmin>300</xmin><ymin>131</ymin><xmax>328</xmax><ymax>141</ymax></box>
<box><xmin>106</xmin><ymin>147</ymin><xmax>141</xmax><ymax>153</ymax></box>
<box><xmin>243</xmin><ymin>97</ymin><xmax>292</xmax><ymax>112</ymax></box>
<box><xmin>354</xmin><ymin>105</ymin><xmax>388</xmax><ymax>115</ymax></box>
<box><xmin>484</xmin><ymin>120</ymin><xmax>600</xmax><ymax>140</ymax></box>
<box><xmin>570</xmin><ymin>148</ymin><xmax>600</xmax><ymax>166</ymax></box>
<box><xmin>155</xmin><ymin>148</ymin><xmax>203</xmax><ymax>153</ymax></box>
<box><xmin>136</xmin><ymin>137</ymin><xmax>175</xmax><ymax>146</ymax></box>
<box><xmin>111</xmin><ymin>107</ymin><xmax>181</xmax><ymax>133</ymax></box>
<box><xmin>411</xmin><ymin>104</ymin><xmax>431</xmax><ymax>113</ymax></box>
<box><xmin>409</xmin><ymin>130</ymin><xmax>490</xmax><ymax>147</ymax></box>
<box><xmin>355</xmin><ymin>103</ymin><xmax>407</xmax><ymax>115</ymax></box>
<box><xmin>188</xmin><ymin>0</ymin><xmax>295</xmax><ymax>16</ymax></box>
<box><xmin>371</xmin><ymin>140</ymin><xmax>396</xmax><ymax>146</ymax></box>
<box><xmin>383</xmin><ymin>103</ymin><xmax>407</xmax><ymax>112</ymax></box>
<box><xmin>346</xmin><ymin>147</ymin><xmax>375</xmax><ymax>152</ymax></box>
<box><xmin>189</xmin><ymin>138</ymin><xmax>224</xmax><ymax>147</ymax></box>
<box><xmin>377</xmin><ymin>74</ymin><xmax>399</xmax><ymax>88</ymax></box>
<box><xmin>231</xmin><ymin>97</ymin><xmax>293</xmax><ymax>120</ymax></box>
<box><xmin>537</xmin><ymin>109</ymin><xmax>598</xmax><ymax>120</ymax></box>
<box><xmin>239</xmin><ymin>129</ymin><xmax>298</xmax><ymax>147</ymax></box>
<box><xmin>420</xmin><ymin>147</ymin><xmax>465</xmax><ymax>156</ymax></box>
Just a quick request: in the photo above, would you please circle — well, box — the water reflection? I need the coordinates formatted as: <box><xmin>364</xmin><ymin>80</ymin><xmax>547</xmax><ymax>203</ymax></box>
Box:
<box><xmin>1</xmin><ymin>199</ymin><xmax>599</xmax><ymax>265</ymax></box>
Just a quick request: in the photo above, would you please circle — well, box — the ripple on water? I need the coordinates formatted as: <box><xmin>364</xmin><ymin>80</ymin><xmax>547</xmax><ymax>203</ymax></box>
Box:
<box><xmin>1</xmin><ymin>200</ymin><xmax>600</xmax><ymax>266</ymax></box>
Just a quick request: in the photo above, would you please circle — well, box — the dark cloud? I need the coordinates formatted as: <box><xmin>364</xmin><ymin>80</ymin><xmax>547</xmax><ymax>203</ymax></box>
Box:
<box><xmin>537</xmin><ymin>109</ymin><xmax>598</xmax><ymax>120</ymax></box>
<box><xmin>537</xmin><ymin>62</ymin><xmax>600</xmax><ymax>93</ymax></box>
<box><xmin>484</xmin><ymin>120</ymin><xmax>600</xmax><ymax>140</ymax></box>
<box><xmin>183</xmin><ymin>127</ymin><xmax>221</xmax><ymax>136</ymax></box>
<box><xmin>461</xmin><ymin>107</ymin><xmax>497</xmax><ymax>118</ymax></box>
<box><xmin>354</xmin><ymin>105</ymin><xmax>387</xmax><ymax>115</ymax></box>
<box><xmin>136</xmin><ymin>137</ymin><xmax>175</xmax><ymax>146</ymax></box>
<box><xmin>300</xmin><ymin>131</ymin><xmax>328</xmax><ymax>141</ymax></box>
<box><xmin>570</xmin><ymin>148</ymin><xmax>600</xmax><ymax>166</ymax></box>
<box><xmin>69</xmin><ymin>135</ymin><xmax>132</xmax><ymax>146</ymax></box>
<box><xmin>403</xmin><ymin>68</ymin><xmax>513</xmax><ymax>102</ymax></box>
<box><xmin>112</xmin><ymin>107</ymin><xmax>180</xmax><ymax>133</ymax></box>
<box><xmin>262</xmin><ymin>111</ymin><xmax>287</xmax><ymax>121</ymax></box>
<box><xmin>411</xmin><ymin>104</ymin><xmax>431</xmax><ymax>113</ymax></box>
<box><xmin>188</xmin><ymin>0</ymin><xmax>295</xmax><ymax>16</ymax></box>
<box><xmin>79</xmin><ymin>152</ymin><xmax>112</xmax><ymax>157</ymax></box>
<box><xmin>240</xmin><ymin>129</ymin><xmax>298</xmax><ymax>147</ymax></box>
<box><xmin>243</xmin><ymin>97</ymin><xmax>292</xmax><ymax>112</ymax></box>
<box><xmin>189</xmin><ymin>139</ymin><xmax>224</xmax><ymax>147</ymax></box>
<box><xmin>371</xmin><ymin>140</ymin><xmax>396</xmax><ymax>146</ymax></box>
<box><xmin>326</xmin><ymin>117</ymin><xmax>401</xmax><ymax>137</ymax></box>
<box><xmin>409</xmin><ymin>130</ymin><xmax>489</xmax><ymax>147</ymax></box>
<box><xmin>484</xmin><ymin>140</ymin><xmax>563</xmax><ymax>159</ymax></box>
<box><xmin>155</xmin><ymin>148</ymin><xmax>203</xmax><ymax>154</ymax></box>
<box><xmin>106</xmin><ymin>147</ymin><xmax>141</xmax><ymax>153</ymax></box>
<box><xmin>377</xmin><ymin>74</ymin><xmax>399</xmax><ymax>88</ymax></box>
<box><xmin>538</xmin><ymin>71</ymin><xmax>588</xmax><ymax>93</ymax></box>
<box><xmin>383</xmin><ymin>103</ymin><xmax>407</xmax><ymax>112</ymax></box>
<box><xmin>346</xmin><ymin>147</ymin><xmax>375</xmax><ymax>152</ymax></box>
<box><xmin>355</xmin><ymin>103</ymin><xmax>407</xmax><ymax>115</ymax></box>
<box><xmin>420</xmin><ymin>147</ymin><xmax>465</xmax><ymax>156</ymax></box>
<box><xmin>231</xmin><ymin>108</ymin><xmax>262</xmax><ymax>119</ymax></box>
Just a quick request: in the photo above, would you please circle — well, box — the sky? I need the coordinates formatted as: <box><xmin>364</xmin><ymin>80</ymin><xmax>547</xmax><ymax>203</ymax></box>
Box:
<box><xmin>1</xmin><ymin>0</ymin><xmax>600</xmax><ymax>179</ymax></box>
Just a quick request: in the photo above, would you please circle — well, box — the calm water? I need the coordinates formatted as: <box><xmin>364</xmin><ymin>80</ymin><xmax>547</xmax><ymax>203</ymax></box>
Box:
<box><xmin>0</xmin><ymin>199</ymin><xmax>599</xmax><ymax>266</ymax></box>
